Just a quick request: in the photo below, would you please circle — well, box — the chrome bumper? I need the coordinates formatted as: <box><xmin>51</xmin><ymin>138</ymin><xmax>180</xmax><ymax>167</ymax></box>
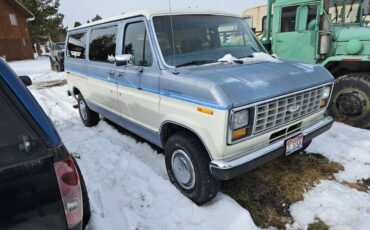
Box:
<box><xmin>210</xmin><ymin>116</ymin><xmax>334</xmax><ymax>180</ymax></box>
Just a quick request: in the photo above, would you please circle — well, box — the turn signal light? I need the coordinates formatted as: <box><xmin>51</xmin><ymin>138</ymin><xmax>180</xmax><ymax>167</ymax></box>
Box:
<box><xmin>232</xmin><ymin>128</ymin><xmax>248</xmax><ymax>140</ymax></box>
<box><xmin>197</xmin><ymin>107</ymin><xmax>214</xmax><ymax>115</ymax></box>
<box><xmin>320</xmin><ymin>99</ymin><xmax>328</xmax><ymax>108</ymax></box>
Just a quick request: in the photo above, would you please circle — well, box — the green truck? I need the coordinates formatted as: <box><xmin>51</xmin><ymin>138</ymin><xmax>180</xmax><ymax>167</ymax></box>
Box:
<box><xmin>245</xmin><ymin>0</ymin><xmax>370</xmax><ymax>128</ymax></box>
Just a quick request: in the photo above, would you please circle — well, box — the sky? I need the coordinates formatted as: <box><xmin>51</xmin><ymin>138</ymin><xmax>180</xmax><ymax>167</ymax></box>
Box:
<box><xmin>59</xmin><ymin>0</ymin><xmax>265</xmax><ymax>28</ymax></box>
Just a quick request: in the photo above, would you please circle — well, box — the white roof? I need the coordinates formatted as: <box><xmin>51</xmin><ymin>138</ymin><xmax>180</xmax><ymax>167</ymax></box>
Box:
<box><xmin>70</xmin><ymin>9</ymin><xmax>240</xmax><ymax>31</ymax></box>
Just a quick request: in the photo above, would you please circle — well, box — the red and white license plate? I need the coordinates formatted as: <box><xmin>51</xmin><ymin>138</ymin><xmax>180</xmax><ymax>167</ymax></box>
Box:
<box><xmin>286</xmin><ymin>135</ymin><xmax>304</xmax><ymax>156</ymax></box>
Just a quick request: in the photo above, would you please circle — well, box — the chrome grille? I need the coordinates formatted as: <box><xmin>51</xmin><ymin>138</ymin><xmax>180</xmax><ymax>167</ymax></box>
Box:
<box><xmin>253</xmin><ymin>87</ymin><xmax>325</xmax><ymax>134</ymax></box>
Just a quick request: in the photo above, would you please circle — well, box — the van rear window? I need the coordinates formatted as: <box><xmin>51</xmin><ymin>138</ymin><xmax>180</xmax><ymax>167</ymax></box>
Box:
<box><xmin>67</xmin><ymin>33</ymin><xmax>87</xmax><ymax>59</ymax></box>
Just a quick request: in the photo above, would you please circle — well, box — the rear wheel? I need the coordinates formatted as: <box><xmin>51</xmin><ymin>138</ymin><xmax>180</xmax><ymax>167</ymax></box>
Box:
<box><xmin>77</xmin><ymin>95</ymin><xmax>99</xmax><ymax>127</ymax></box>
<box><xmin>327</xmin><ymin>74</ymin><xmax>370</xmax><ymax>129</ymax></box>
<box><xmin>164</xmin><ymin>132</ymin><xmax>220</xmax><ymax>205</ymax></box>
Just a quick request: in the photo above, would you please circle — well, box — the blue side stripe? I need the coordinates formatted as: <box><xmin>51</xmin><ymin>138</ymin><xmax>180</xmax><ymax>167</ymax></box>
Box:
<box><xmin>67</xmin><ymin>69</ymin><xmax>229</xmax><ymax>110</ymax></box>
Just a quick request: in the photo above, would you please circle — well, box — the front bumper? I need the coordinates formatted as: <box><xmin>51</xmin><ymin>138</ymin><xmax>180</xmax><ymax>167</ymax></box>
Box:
<box><xmin>210</xmin><ymin>116</ymin><xmax>334</xmax><ymax>180</ymax></box>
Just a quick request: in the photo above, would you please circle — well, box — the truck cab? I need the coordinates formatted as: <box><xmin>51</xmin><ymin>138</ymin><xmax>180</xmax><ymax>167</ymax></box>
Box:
<box><xmin>245</xmin><ymin>0</ymin><xmax>370</xmax><ymax>129</ymax></box>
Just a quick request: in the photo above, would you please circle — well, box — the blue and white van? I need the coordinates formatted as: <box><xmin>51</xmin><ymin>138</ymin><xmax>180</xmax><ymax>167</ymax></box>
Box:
<box><xmin>65</xmin><ymin>9</ymin><xmax>334</xmax><ymax>204</ymax></box>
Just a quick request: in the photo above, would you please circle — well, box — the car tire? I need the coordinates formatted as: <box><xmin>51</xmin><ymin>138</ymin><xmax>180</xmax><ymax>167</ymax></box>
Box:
<box><xmin>327</xmin><ymin>74</ymin><xmax>370</xmax><ymax>129</ymax></box>
<box><xmin>72</xmin><ymin>157</ymin><xmax>91</xmax><ymax>229</ymax></box>
<box><xmin>164</xmin><ymin>131</ymin><xmax>221</xmax><ymax>205</ymax></box>
<box><xmin>77</xmin><ymin>95</ymin><xmax>99</xmax><ymax>127</ymax></box>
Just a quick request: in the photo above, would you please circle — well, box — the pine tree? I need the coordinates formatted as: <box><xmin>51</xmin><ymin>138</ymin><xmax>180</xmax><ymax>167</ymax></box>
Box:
<box><xmin>91</xmin><ymin>15</ymin><xmax>102</xmax><ymax>22</ymax></box>
<box><xmin>19</xmin><ymin>0</ymin><xmax>66</xmax><ymax>46</ymax></box>
<box><xmin>74</xmin><ymin>21</ymin><xmax>82</xmax><ymax>27</ymax></box>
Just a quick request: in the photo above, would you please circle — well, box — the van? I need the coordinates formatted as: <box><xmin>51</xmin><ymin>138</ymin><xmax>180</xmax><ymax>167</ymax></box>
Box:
<box><xmin>65</xmin><ymin>9</ymin><xmax>335</xmax><ymax>204</ymax></box>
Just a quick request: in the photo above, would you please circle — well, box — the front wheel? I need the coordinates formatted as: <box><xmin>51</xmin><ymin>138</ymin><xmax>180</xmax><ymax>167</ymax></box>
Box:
<box><xmin>164</xmin><ymin>132</ymin><xmax>220</xmax><ymax>205</ymax></box>
<box><xmin>327</xmin><ymin>74</ymin><xmax>370</xmax><ymax>129</ymax></box>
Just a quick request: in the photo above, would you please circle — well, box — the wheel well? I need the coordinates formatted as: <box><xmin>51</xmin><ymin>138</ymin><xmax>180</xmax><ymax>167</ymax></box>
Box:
<box><xmin>73</xmin><ymin>87</ymin><xmax>81</xmax><ymax>96</ymax></box>
<box><xmin>325</xmin><ymin>61</ymin><xmax>370</xmax><ymax>78</ymax></box>
<box><xmin>160</xmin><ymin>122</ymin><xmax>211</xmax><ymax>158</ymax></box>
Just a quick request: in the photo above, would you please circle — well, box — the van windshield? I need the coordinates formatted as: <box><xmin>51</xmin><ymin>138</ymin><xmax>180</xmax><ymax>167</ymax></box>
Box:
<box><xmin>152</xmin><ymin>15</ymin><xmax>265</xmax><ymax>67</ymax></box>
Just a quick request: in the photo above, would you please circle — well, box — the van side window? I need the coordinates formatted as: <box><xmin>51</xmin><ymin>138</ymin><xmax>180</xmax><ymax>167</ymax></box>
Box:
<box><xmin>281</xmin><ymin>6</ymin><xmax>299</xmax><ymax>32</ymax></box>
<box><xmin>123</xmin><ymin>22</ymin><xmax>153</xmax><ymax>67</ymax></box>
<box><xmin>89</xmin><ymin>26</ymin><xmax>117</xmax><ymax>63</ymax></box>
<box><xmin>67</xmin><ymin>33</ymin><xmax>87</xmax><ymax>59</ymax></box>
<box><xmin>307</xmin><ymin>5</ymin><xmax>318</xmax><ymax>30</ymax></box>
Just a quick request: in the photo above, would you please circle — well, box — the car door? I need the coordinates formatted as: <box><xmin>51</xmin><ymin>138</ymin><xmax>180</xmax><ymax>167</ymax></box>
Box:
<box><xmin>86</xmin><ymin>24</ymin><xmax>120</xmax><ymax>113</ymax></box>
<box><xmin>0</xmin><ymin>72</ymin><xmax>67</xmax><ymax>230</ymax></box>
<box><xmin>116</xmin><ymin>18</ymin><xmax>161</xmax><ymax>131</ymax></box>
<box><xmin>273</xmin><ymin>4</ymin><xmax>319</xmax><ymax>64</ymax></box>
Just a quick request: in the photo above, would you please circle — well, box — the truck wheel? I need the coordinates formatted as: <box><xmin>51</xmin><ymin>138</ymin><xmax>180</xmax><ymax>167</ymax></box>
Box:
<box><xmin>72</xmin><ymin>157</ymin><xmax>91</xmax><ymax>229</ymax></box>
<box><xmin>77</xmin><ymin>95</ymin><xmax>99</xmax><ymax>127</ymax></box>
<box><xmin>327</xmin><ymin>74</ymin><xmax>370</xmax><ymax>129</ymax></box>
<box><xmin>164</xmin><ymin>132</ymin><xmax>221</xmax><ymax>205</ymax></box>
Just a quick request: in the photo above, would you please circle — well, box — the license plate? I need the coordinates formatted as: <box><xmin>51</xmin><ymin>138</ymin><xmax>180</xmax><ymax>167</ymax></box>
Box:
<box><xmin>286</xmin><ymin>135</ymin><xmax>304</xmax><ymax>156</ymax></box>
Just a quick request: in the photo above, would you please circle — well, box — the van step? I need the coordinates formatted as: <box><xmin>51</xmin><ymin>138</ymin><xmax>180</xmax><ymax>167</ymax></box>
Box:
<box><xmin>73</xmin><ymin>104</ymin><xmax>78</xmax><ymax>109</ymax></box>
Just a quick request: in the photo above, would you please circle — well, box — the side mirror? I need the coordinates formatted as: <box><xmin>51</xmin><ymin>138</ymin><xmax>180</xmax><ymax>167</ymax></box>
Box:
<box><xmin>115</xmin><ymin>54</ymin><xmax>134</xmax><ymax>67</ymax></box>
<box><xmin>19</xmin><ymin>76</ymin><xmax>32</xmax><ymax>86</ymax></box>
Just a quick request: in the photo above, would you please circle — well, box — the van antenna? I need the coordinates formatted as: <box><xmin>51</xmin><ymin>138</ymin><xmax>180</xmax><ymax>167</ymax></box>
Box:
<box><xmin>168</xmin><ymin>0</ymin><xmax>178</xmax><ymax>72</ymax></box>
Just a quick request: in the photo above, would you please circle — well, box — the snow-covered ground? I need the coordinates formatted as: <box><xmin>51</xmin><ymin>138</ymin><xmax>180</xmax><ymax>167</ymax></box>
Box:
<box><xmin>8</xmin><ymin>58</ymin><xmax>370</xmax><ymax>230</ymax></box>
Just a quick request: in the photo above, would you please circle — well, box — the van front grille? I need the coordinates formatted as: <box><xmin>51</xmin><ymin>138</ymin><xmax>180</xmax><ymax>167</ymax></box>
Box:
<box><xmin>253</xmin><ymin>87</ymin><xmax>325</xmax><ymax>134</ymax></box>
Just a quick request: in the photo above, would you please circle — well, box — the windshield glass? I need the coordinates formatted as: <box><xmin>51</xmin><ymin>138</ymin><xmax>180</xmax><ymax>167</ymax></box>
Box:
<box><xmin>329</xmin><ymin>0</ymin><xmax>363</xmax><ymax>24</ymax></box>
<box><xmin>152</xmin><ymin>15</ymin><xmax>265</xmax><ymax>67</ymax></box>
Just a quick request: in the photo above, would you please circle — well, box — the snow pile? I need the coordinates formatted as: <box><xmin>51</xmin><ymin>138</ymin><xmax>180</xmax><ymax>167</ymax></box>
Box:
<box><xmin>289</xmin><ymin>181</ymin><xmax>370</xmax><ymax>229</ymax></box>
<box><xmin>218</xmin><ymin>52</ymin><xmax>281</xmax><ymax>64</ymax></box>
<box><xmin>8</xmin><ymin>57</ymin><xmax>65</xmax><ymax>83</ymax></box>
<box><xmin>289</xmin><ymin>123</ymin><xmax>370</xmax><ymax>229</ymax></box>
<box><xmin>308</xmin><ymin>123</ymin><xmax>370</xmax><ymax>182</ymax></box>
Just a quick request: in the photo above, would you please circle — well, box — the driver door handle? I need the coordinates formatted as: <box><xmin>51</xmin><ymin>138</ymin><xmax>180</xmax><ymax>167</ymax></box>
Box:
<box><xmin>107</xmin><ymin>70</ymin><xmax>115</xmax><ymax>76</ymax></box>
<box><xmin>117</xmin><ymin>71</ymin><xmax>125</xmax><ymax>78</ymax></box>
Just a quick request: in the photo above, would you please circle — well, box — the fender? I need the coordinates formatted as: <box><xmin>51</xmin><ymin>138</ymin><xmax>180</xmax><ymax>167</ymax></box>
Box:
<box><xmin>322</xmin><ymin>55</ymin><xmax>370</xmax><ymax>67</ymax></box>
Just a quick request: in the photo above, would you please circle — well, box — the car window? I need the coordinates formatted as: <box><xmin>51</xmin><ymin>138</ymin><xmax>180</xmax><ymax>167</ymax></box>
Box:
<box><xmin>0</xmin><ymin>86</ymin><xmax>38</xmax><ymax>154</ymax></box>
<box><xmin>281</xmin><ymin>6</ymin><xmax>299</xmax><ymax>32</ymax></box>
<box><xmin>89</xmin><ymin>26</ymin><xmax>117</xmax><ymax>63</ymax></box>
<box><xmin>67</xmin><ymin>33</ymin><xmax>87</xmax><ymax>59</ymax></box>
<box><xmin>123</xmin><ymin>21</ymin><xmax>153</xmax><ymax>67</ymax></box>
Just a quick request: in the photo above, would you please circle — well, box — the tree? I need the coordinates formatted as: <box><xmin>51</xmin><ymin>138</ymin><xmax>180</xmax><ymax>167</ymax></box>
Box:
<box><xmin>91</xmin><ymin>15</ymin><xmax>102</xmax><ymax>22</ymax></box>
<box><xmin>20</xmin><ymin>0</ymin><xmax>66</xmax><ymax>46</ymax></box>
<box><xmin>74</xmin><ymin>21</ymin><xmax>82</xmax><ymax>27</ymax></box>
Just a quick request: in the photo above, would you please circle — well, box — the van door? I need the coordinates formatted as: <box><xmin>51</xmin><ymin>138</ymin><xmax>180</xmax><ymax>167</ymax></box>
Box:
<box><xmin>273</xmin><ymin>4</ymin><xmax>319</xmax><ymax>64</ymax></box>
<box><xmin>86</xmin><ymin>24</ymin><xmax>120</xmax><ymax>113</ymax></box>
<box><xmin>116</xmin><ymin>18</ymin><xmax>161</xmax><ymax>131</ymax></box>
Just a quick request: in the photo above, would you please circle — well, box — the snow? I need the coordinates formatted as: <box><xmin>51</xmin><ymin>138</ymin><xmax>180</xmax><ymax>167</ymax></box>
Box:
<box><xmin>218</xmin><ymin>52</ymin><xmax>282</xmax><ymax>64</ymax></box>
<box><xmin>8</xmin><ymin>57</ymin><xmax>65</xmax><ymax>83</ymax></box>
<box><xmin>9</xmin><ymin>58</ymin><xmax>370</xmax><ymax>230</ymax></box>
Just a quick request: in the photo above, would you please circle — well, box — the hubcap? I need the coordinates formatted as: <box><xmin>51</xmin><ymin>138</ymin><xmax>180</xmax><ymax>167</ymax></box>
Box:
<box><xmin>79</xmin><ymin>100</ymin><xmax>87</xmax><ymax>120</ymax></box>
<box><xmin>336</xmin><ymin>89</ymin><xmax>368</xmax><ymax>117</ymax></box>
<box><xmin>171</xmin><ymin>150</ymin><xmax>195</xmax><ymax>190</ymax></box>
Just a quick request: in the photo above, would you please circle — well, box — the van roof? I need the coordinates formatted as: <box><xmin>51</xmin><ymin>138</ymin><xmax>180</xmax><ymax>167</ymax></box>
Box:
<box><xmin>69</xmin><ymin>9</ymin><xmax>240</xmax><ymax>32</ymax></box>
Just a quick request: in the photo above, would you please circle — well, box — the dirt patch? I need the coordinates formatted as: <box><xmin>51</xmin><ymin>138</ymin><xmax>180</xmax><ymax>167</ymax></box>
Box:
<box><xmin>343</xmin><ymin>179</ymin><xmax>370</xmax><ymax>192</ymax></box>
<box><xmin>222</xmin><ymin>152</ymin><xmax>343</xmax><ymax>229</ymax></box>
<box><xmin>33</xmin><ymin>80</ymin><xmax>67</xmax><ymax>89</ymax></box>
<box><xmin>308</xmin><ymin>219</ymin><xmax>329</xmax><ymax>230</ymax></box>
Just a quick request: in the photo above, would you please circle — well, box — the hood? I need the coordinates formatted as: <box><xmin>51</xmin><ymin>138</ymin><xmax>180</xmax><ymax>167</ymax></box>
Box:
<box><xmin>183</xmin><ymin>61</ymin><xmax>334</xmax><ymax>108</ymax></box>
<box><xmin>335</xmin><ymin>26</ymin><xmax>370</xmax><ymax>41</ymax></box>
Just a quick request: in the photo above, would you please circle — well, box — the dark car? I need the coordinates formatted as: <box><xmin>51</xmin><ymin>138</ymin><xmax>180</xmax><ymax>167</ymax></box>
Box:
<box><xmin>0</xmin><ymin>59</ymin><xmax>90</xmax><ymax>230</ymax></box>
<box><xmin>50</xmin><ymin>42</ymin><xmax>65</xmax><ymax>72</ymax></box>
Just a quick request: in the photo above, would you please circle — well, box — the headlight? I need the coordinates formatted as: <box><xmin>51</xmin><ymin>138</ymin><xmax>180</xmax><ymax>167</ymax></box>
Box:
<box><xmin>322</xmin><ymin>86</ymin><xmax>331</xmax><ymax>99</ymax></box>
<box><xmin>232</xmin><ymin>110</ymin><xmax>249</xmax><ymax>130</ymax></box>
<box><xmin>320</xmin><ymin>86</ymin><xmax>331</xmax><ymax>108</ymax></box>
<box><xmin>229</xmin><ymin>109</ymin><xmax>251</xmax><ymax>143</ymax></box>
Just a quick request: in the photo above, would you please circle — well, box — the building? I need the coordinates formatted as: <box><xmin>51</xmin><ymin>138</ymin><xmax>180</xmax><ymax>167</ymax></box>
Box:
<box><xmin>0</xmin><ymin>0</ymin><xmax>34</xmax><ymax>61</ymax></box>
<box><xmin>242</xmin><ymin>4</ymin><xmax>269</xmax><ymax>39</ymax></box>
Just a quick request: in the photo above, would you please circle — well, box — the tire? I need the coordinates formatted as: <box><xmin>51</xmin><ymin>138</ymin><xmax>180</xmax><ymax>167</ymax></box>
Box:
<box><xmin>164</xmin><ymin>131</ymin><xmax>221</xmax><ymax>205</ymax></box>
<box><xmin>72</xmin><ymin>157</ymin><xmax>91</xmax><ymax>229</ymax></box>
<box><xmin>77</xmin><ymin>94</ymin><xmax>99</xmax><ymax>127</ymax></box>
<box><xmin>327</xmin><ymin>74</ymin><xmax>370</xmax><ymax>129</ymax></box>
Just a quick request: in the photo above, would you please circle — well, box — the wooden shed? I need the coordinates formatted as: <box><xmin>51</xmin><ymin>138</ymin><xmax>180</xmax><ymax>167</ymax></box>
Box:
<box><xmin>0</xmin><ymin>0</ymin><xmax>34</xmax><ymax>61</ymax></box>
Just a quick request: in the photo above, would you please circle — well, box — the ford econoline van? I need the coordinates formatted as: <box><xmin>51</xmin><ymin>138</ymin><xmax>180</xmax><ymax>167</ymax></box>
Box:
<box><xmin>65</xmin><ymin>10</ymin><xmax>334</xmax><ymax>204</ymax></box>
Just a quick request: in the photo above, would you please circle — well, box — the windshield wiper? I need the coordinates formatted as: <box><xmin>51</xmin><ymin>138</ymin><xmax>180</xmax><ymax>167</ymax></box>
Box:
<box><xmin>176</xmin><ymin>60</ymin><xmax>216</xmax><ymax>67</ymax></box>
